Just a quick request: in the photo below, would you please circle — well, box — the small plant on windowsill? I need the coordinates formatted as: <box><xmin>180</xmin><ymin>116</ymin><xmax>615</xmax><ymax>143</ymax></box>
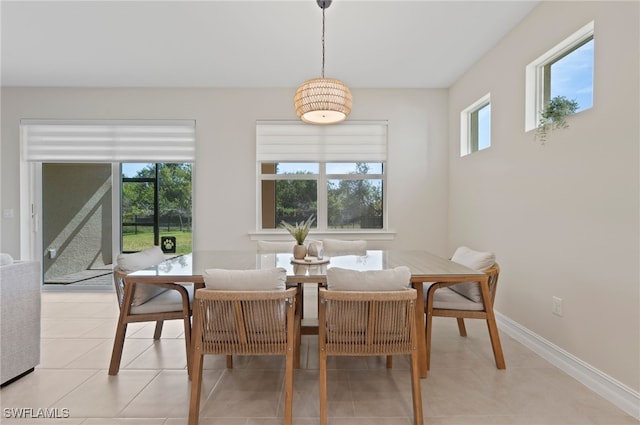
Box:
<box><xmin>535</xmin><ymin>96</ymin><xmax>579</xmax><ymax>143</ymax></box>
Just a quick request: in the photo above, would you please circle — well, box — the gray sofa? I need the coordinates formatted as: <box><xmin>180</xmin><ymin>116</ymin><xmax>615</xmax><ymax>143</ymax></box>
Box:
<box><xmin>0</xmin><ymin>254</ymin><xmax>41</xmax><ymax>385</ymax></box>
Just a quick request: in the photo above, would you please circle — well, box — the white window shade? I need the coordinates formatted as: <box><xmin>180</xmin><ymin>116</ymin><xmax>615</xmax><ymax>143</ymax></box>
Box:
<box><xmin>256</xmin><ymin>121</ymin><xmax>387</xmax><ymax>162</ymax></box>
<box><xmin>21</xmin><ymin>120</ymin><xmax>196</xmax><ymax>163</ymax></box>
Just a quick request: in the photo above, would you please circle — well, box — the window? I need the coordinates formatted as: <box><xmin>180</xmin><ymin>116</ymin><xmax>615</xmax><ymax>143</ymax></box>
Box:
<box><xmin>327</xmin><ymin>163</ymin><xmax>383</xmax><ymax>229</ymax></box>
<box><xmin>460</xmin><ymin>94</ymin><xmax>491</xmax><ymax>156</ymax></box>
<box><xmin>260</xmin><ymin>162</ymin><xmax>384</xmax><ymax>230</ymax></box>
<box><xmin>525</xmin><ymin>21</ymin><xmax>594</xmax><ymax>131</ymax></box>
<box><xmin>21</xmin><ymin>119</ymin><xmax>196</xmax><ymax>257</ymax></box>
<box><xmin>121</xmin><ymin>163</ymin><xmax>192</xmax><ymax>254</ymax></box>
<box><xmin>256</xmin><ymin>122</ymin><xmax>387</xmax><ymax>232</ymax></box>
<box><xmin>543</xmin><ymin>37</ymin><xmax>594</xmax><ymax>112</ymax></box>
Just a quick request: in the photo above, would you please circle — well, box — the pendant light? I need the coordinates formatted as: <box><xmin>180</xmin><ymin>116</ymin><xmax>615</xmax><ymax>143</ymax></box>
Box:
<box><xmin>294</xmin><ymin>0</ymin><xmax>352</xmax><ymax>125</ymax></box>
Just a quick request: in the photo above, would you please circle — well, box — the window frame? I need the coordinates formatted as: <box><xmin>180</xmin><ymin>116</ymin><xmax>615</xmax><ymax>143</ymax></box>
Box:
<box><xmin>460</xmin><ymin>93</ymin><xmax>491</xmax><ymax>156</ymax></box>
<box><xmin>525</xmin><ymin>21</ymin><xmax>594</xmax><ymax>132</ymax></box>
<box><xmin>542</xmin><ymin>36</ymin><xmax>594</xmax><ymax>108</ymax></box>
<box><xmin>254</xmin><ymin>121</ymin><xmax>392</xmax><ymax>239</ymax></box>
<box><xmin>258</xmin><ymin>161</ymin><xmax>387</xmax><ymax>233</ymax></box>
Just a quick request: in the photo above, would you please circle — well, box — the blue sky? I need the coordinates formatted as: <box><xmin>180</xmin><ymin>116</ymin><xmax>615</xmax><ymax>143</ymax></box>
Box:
<box><xmin>550</xmin><ymin>39</ymin><xmax>594</xmax><ymax>111</ymax></box>
<box><xmin>478</xmin><ymin>104</ymin><xmax>491</xmax><ymax>151</ymax></box>
<box><xmin>122</xmin><ymin>163</ymin><xmax>149</xmax><ymax>177</ymax></box>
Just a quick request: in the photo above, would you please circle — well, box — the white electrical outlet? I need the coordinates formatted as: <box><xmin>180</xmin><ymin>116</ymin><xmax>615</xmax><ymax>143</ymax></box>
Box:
<box><xmin>552</xmin><ymin>296</ymin><xmax>563</xmax><ymax>316</ymax></box>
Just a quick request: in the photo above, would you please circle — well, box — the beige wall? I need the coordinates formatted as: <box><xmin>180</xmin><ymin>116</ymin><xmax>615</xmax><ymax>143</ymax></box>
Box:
<box><xmin>448</xmin><ymin>1</ymin><xmax>639</xmax><ymax>391</ymax></box>
<box><xmin>0</xmin><ymin>87</ymin><xmax>450</xmax><ymax>257</ymax></box>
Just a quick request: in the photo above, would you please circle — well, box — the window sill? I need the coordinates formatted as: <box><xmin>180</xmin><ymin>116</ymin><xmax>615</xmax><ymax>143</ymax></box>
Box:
<box><xmin>249</xmin><ymin>230</ymin><xmax>396</xmax><ymax>242</ymax></box>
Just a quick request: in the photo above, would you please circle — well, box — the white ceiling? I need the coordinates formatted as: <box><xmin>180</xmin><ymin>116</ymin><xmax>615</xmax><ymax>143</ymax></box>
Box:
<box><xmin>1</xmin><ymin>0</ymin><xmax>539</xmax><ymax>88</ymax></box>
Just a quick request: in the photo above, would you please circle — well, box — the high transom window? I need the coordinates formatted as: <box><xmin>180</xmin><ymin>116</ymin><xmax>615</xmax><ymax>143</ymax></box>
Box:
<box><xmin>525</xmin><ymin>21</ymin><xmax>594</xmax><ymax>131</ymax></box>
<box><xmin>461</xmin><ymin>93</ymin><xmax>491</xmax><ymax>156</ymax></box>
<box><xmin>543</xmin><ymin>37</ymin><xmax>594</xmax><ymax>112</ymax></box>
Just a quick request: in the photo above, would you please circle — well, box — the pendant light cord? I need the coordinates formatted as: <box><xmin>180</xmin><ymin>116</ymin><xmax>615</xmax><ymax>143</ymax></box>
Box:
<box><xmin>321</xmin><ymin>6</ymin><xmax>325</xmax><ymax>78</ymax></box>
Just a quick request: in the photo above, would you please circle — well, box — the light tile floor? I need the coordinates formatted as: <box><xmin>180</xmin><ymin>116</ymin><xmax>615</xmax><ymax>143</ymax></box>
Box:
<box><xmin>1</xmin><ymin>288</ymin><xmax>638</xmax><ymax>425</ymax></box>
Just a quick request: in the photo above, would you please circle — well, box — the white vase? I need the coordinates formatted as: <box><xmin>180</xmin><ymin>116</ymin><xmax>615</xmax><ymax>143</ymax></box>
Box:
<box><xmin>293</xmin><ymin>244</ymin><xmax>306</xmax><ymax>259</ymax></box>
<box><xmin>307</xmin><ymin>241</ymin><xmax>319</xmax><ymax>256</ymax></box>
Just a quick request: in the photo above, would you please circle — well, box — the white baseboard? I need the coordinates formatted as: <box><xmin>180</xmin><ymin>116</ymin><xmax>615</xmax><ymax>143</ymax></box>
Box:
<box><xmin>495</xmin><ymin>311</ymin><xmax>640</xmax><ymax>420</ymax></box>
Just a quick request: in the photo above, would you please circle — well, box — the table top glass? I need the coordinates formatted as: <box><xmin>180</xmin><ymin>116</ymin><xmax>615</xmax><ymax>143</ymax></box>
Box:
<box><xmin>127</xmin><ymin>250</ymin><xmax>485</xmax><ymax>282</ymax></box>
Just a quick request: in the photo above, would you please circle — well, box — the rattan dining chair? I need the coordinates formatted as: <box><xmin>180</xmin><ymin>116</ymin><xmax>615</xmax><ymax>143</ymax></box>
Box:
<box><xmin>188</xmin><ymin>268</ymin><xmax>300</xmax><ymax>425</ymax></box>
<box><xmin>257</xmin><ymin>240</ymin><xmax>296</xmax><ymax>253</ymax></box>
<box><xmin>424</xmin><ymin>259</ymin><xmax>504</xmax><ymax>372</ymax></box>
<box><xmin>321</xmin><ymin>238</ymin><xmax>367</xmax><ymax>256</ymax></box>
<box><xmin>109</xmin><ymin>246</ymin><xmax>193</xmax><ymax>376</ymax></box>
<box><xmin>258</xmin><ymin>239</ymin><xmax>314</xmax><ymax>337</ymax></box>
<box><xmin>318</xmin><ymin>266</ymin><xmax>423</xmax><ymax>425</ymax></box>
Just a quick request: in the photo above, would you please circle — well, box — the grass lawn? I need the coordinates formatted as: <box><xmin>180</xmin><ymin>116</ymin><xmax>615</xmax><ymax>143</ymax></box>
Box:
<box><xmin>122</xmin><ymin>231</ymin><xmax>192</xmax><ymax>255</ymax></box>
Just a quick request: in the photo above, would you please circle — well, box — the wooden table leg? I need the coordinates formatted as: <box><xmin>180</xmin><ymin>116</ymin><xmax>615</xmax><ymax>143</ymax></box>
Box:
<box><xmin>413</xmin><ymin>281</ymin><xmax>427</xmax><ymax>378</ymax></box>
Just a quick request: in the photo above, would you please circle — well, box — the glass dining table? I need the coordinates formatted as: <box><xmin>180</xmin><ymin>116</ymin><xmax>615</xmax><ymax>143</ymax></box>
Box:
<box><xmin>127</xmin><ymin>249</ymin><xmax>494</xmax><ymax>378</ymax></box>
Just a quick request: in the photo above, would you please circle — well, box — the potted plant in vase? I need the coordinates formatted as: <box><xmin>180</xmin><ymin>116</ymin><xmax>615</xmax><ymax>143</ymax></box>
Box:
<box><xmin>280</xmin><ymin>215</ymin><xmax>315</xmax><ymax>259</ymax></box>
<box><xmin>535</xmin><ymin>95</ymin><xmax>579</xmax><ymax>143</ymax></box>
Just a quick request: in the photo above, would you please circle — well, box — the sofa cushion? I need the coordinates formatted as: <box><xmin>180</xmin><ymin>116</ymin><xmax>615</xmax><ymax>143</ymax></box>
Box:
<box><xmin>203</xmin><ymin>268</ymin><xmax>287</xmax><ymax>291</ymax></box>
<box><xmin>449</xmin><ymin>246</ymin><xmax>495</xmax><ymax>303</ymax></box>
<box><xmin>116</xmin><ymin>246</ymin><xmax>168</xmax><ymax>306</ymax></box>
<box><xmin>326</xmin><ymin>266</ymin><xmax>411</xmax><ymax>291</ymax></box>
<box><xmin>0</xmin><ymin>253</ymin><xmax>14</xmax><ymax>266</ymax></box>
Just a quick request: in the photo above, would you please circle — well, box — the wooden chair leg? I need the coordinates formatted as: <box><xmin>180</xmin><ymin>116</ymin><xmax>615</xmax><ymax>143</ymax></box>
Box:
<box><xmin>456</xmin><ymin>318</ymin><xmax>467</xmax><ymax>337</ymax></box>
<box><xmin>485</xmin><ymin>317</ymin><xmax>506</xmax><ymax>369</ymax></box>
<box><xmin>409</xmin><ymin>350</ymin><xmax>424</xmax><ymax>425</ymax></box>
<box><xmin>153</xmin><ymin>320</ymin><xmax>164</xmax><ymax>340</ymax></box>
<box><xmin>386</xmin><ymin>355</ymin><xmax>393</xmax><ymax>369</ymax></box>
<box><xmin>284</xmin><ymin>345</ymin><xmax>294</xmax><ymax>425</ymax></box>
<box><xmin>109</xmin><ymin>322</ymin><xmax>127</xmax><ymax>375</ymax></box>
<box><xmin>319</xmin><ymin>350</ymin><xmax>328</xmax><ymax>425</ymax></box>
<box><xmin>182</xmin><ymin>315</ymin><xmax>192</xmax><ymax>378</ymax></box>
<box><xmin>187</xmin><ymin>352</ymin><xmax>204</xmax><ymax>425</ymax></box>
<box><xmin>480</xmin><ymin>278</ymin><xmax>506</xmax><ymax>370</ymax></box>
<box><xmin>226</xmin><ymin>355</ymin><xmax>233</xmax><ymax>369</ymax></box>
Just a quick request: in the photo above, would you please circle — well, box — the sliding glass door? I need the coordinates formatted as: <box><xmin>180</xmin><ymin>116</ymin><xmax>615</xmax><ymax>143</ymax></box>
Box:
<box><xmin>21</xmin><ymin>119</ymin><xmax>196</xmax><ymax>286</ymax></box>
<box><xmin>121</xmin><ymin>163</ymin><xmax>192</xmax><ymax>255</ymax></box>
